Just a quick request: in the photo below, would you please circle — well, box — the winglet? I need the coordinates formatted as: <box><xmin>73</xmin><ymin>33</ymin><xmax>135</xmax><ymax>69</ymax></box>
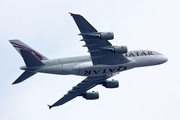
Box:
<box><xmin>69</xmin><ymin>12</ymin><xmax>74</xmax><ymax>16</ymax></box>
<box><xmin>48</xmin><ymin>105</ymin><xmax>52</xmax><ymax>109</ymax></box>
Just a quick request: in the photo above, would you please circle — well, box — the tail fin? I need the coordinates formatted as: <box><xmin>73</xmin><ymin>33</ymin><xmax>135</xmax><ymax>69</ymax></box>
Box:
<box><xmin>11</xmin><ymin>50</ymin><xmax>44</xmax><ymax>85</ymax></box>
<box><xmin>12</xmin><ymin>71</ymin><xmax>36</xmax><ymax>84</ymax></box>
<box><xmin>9</xmin><ymin>39</ymin><xmax>48</xmax><ymax>60</ymax></box>
<box><xmin>9</xmin><ymin>39</ymin><xmax>47</xmax><ymax>84</ymax></box>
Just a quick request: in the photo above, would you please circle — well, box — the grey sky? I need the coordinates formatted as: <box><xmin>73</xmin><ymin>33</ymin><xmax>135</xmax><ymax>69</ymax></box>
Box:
<box><xmin>1</xmin><ymin>0</ymin><xmax>180</xmax><ymax>120</ymax></box>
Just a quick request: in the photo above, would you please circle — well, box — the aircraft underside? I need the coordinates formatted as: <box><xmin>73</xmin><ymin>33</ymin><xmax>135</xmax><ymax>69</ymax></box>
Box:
<box><xmin>9</xmin><ymin>13</ymin><xmax>168</xmax><ymax>109</ymax></box>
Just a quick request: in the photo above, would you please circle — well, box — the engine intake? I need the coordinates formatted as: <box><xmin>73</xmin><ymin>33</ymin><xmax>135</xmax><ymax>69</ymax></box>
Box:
<box><xmin>102</xmin><ymin>80</ymin><xmax>119</xmax><ymax>88</ymax></box>
<box><xmin>83</xmin><ymin>91</ymin><xmax>99</xmax><ymax>100</ymax></box>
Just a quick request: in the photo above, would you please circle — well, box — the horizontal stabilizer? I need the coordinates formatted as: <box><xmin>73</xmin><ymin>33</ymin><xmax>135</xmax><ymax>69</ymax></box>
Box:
<box><xmin>20</xmin><ymin>49</ymin><xmax>44</xmax><ymax>67</ymax></box>
<box><xmin>12</xmin><ymin>71</ymin><xmax>36</xmax><ymax>84</ymax></box>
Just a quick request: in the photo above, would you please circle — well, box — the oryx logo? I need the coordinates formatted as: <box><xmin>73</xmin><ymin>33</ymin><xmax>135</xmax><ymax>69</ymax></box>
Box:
<box><xmin>10</xmin><ymin>42</ymin><xmax>43</xmax><ymax>60</ymax></box>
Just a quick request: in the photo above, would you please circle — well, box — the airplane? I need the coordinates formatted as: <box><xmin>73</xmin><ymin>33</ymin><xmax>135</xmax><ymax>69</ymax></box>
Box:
<box><xmin>9</xmin><ymin>13</ymin><xmax>168</xmax><ymax>109</ymax></box>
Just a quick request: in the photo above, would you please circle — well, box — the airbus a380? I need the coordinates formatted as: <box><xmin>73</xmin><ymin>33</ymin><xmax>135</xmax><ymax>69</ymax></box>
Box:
<box><xmin>9</xmin><ymin>13</ymin><xmax>168</xmax><ymax>109</ymax></box>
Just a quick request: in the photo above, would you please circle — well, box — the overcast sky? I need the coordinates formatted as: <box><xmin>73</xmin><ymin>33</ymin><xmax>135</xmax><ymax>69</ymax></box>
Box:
<box><xmin>1</xmin><ymin>0</ymin><xmax>180</xmax><ymax>120</ymax></box>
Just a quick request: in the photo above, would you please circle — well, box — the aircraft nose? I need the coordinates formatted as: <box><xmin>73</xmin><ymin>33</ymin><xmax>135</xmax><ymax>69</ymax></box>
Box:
<box><xmin>158</xmin><ymin>56</ymin><xmax>168</xmax><ymax>64</ymax></box>
<box><xmin>163</xmin><ymin>56</ymin><xmax>168</xmax><ymax>63</ymax></box>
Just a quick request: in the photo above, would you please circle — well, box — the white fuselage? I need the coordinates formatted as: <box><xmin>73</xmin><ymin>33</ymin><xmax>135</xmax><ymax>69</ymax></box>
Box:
<box><xmin>29</xmin><ymin>50</ymin><xmax>167</xmax><ymax>77</ymax></box>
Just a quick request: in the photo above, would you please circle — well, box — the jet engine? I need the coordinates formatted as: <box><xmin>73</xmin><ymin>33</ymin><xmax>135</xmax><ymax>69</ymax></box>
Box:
<box><xmin>112</xmin><ymin>46</ymin><xmax>128</xmax><ymax>54</ymax></box>
<box><xmin>83</xmin><ymin>91</ymin><xmax>99</xmax><ymax>100</ymax></box>
<box><xmin>102</xmin><ymin>80</ymin><xmax>119</xmax><ymax>88</ymax></box>
<box><xmin>99</xmin><ymin>32</ymin><xmax>114</xmax><ymax>40</ymax></box>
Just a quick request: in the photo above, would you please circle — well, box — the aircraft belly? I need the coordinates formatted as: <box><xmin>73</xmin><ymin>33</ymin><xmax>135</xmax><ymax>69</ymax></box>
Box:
<box><xmin>36</xmin><ymin>63</ymin><xmax>77</xmax><ymax>75</ymax></box>
<box><xmin>73</xmin><ymin>61</ymin><xmax>135</xmax><ymax>77</ymax></box>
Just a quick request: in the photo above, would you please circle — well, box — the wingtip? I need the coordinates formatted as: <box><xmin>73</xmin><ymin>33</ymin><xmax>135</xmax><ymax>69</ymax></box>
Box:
<box><xmin>12</xmin><ymin>81</ymin><xmax>17</xmax><ymax>85</ymax></box>
<box><xmin>48</xmin><ymin>105</ymin><xmax>52</xmax><ymax>109</ymax></box>
<box><xmin>69</xmin><ymin>12</ymin><xmax>74</xmax><ymax>16</ymax></box>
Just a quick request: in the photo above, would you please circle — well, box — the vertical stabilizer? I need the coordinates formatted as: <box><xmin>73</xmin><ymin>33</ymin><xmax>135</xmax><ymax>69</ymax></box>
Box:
<box><xmin>9</xmin><ymin>39</ymin><xmax>48</xmax><ymax>60</ymax></box>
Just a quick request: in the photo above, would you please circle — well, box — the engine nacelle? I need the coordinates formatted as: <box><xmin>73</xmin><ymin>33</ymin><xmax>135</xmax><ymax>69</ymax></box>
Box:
<box><xmin>83</xmin><ymin>91</ymin><xmax>99</xmax><ymax>100</ymax></box>
<box><xmin>102</xmin><ymin>80</ymin><xmax>119</xmax><ymax>88</ymax></box>
<box><xmin>99</xmin><ymin>32</ymin><xmax>114</xmax><ymax>40</ymax></box>
<box><xmin>113</xmin><ymin>46</ymin><xmax>128</xmax><ymax>54</ymax></box>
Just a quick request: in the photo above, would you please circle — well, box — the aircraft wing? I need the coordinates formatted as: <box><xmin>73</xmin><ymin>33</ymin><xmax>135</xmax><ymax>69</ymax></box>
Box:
<box><xmin>70</xmin><ymin>13</ymin><xmax>129</xmax><ymax>65</ymax></box>
<box><xmin>48</xmin><ymin>74</ymin><xmax>117</xmax><ymax>109</ymax></box>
